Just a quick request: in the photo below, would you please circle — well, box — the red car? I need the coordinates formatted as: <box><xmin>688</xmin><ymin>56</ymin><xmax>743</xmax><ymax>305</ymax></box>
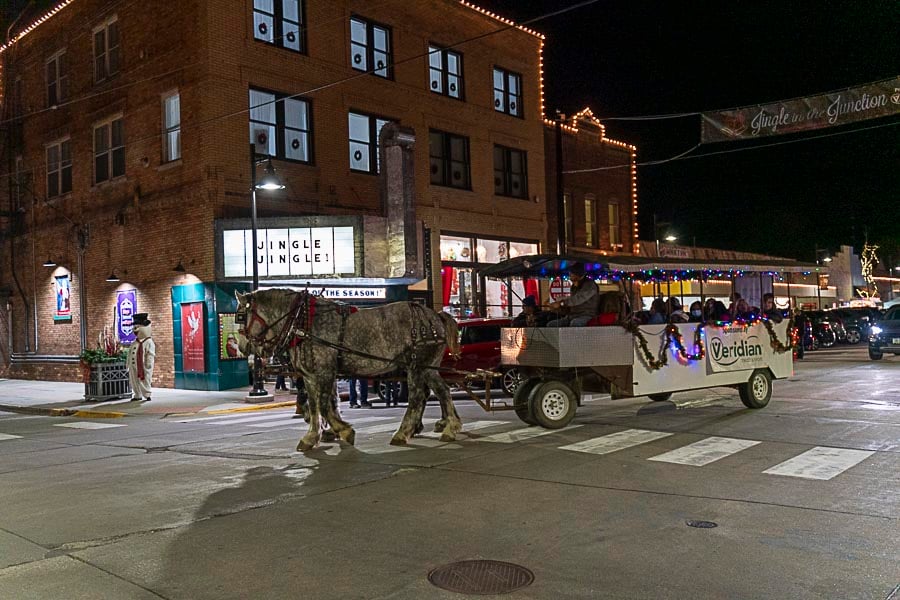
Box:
<box><xmin>441</xmin><ymin>318</ymin><xmax>522</xmax><ymax>396</ymax></box>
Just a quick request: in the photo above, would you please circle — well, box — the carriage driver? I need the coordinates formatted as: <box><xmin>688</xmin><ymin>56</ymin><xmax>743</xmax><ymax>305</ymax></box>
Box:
<box><xmin>546</xmin><ymin>263</ymin><xmax>600</xmax><ymax>327</ymax></box>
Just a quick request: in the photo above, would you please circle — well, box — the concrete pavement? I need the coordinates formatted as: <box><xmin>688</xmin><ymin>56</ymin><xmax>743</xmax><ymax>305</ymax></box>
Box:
<box><xmin>0</xmin><ymin>378</ymin><xmax>296</xmax><ymax>418</ymax></box>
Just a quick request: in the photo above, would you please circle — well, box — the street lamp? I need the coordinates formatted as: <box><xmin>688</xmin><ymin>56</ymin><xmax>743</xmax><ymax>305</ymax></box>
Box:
<box><xmin>814</xmin><ymin>245</ymin><xmax>831</xmax><ymax>309</ymax></box>
<box><xmin>247</xmin><ymin>143</ymin><xmax>285</xmax><ymax>399</ymax></box>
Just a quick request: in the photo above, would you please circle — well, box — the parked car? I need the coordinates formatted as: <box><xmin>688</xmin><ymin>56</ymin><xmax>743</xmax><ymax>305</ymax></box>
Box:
<box><xmin>827</xmin><ymin>307</ymin><xmax>881</xmax><ymax>344</ymax></box>
<box><xmin>869</xmin><ymin>305</ymin><xmax>900</xmax><ymax>360</ymax></box>
<box><xmin>802</xmin><ymin>311</ymin><xmax>838</xmax><ymax>348</ymax></box>
<box><xmin>440</xmin><ymin>317</ymin><xmax>522</xmax><ymax>396</ymax></box>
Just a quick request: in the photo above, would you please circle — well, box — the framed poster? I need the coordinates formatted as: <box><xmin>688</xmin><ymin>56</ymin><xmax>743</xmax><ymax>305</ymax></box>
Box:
<box><xmin>180</xmin><ymin>302</ymin><xmax>206</xmax><ymax>373</ymax></box>
<box><xmin>115</xmin><ymin>289</ymin><xmax>137</xmax><ymax>344</ymax></box>
<box><xmin>54</xmin><ymin>275</ymin><xmax>72</xmax><ymax>321</ymax></box>
<box><xmin>218</xmin><ymin>313</ymin><xmax>247</xmax><ymax>361</ymax></box>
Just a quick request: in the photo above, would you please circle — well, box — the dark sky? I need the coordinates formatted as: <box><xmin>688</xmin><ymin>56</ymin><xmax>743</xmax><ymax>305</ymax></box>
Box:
<box><xmin>476</xmin><ymin>0</ymin><xmax>900</xmax><ymax>262</ymax></box>
<box><xmin>3</xmin><ymin>1</ymin><xmax>898</xmax><ymax>261</ymax></box>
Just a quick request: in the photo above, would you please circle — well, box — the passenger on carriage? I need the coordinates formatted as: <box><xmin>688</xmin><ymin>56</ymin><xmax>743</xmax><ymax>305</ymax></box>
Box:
<box><xmin>666</xmin><ymin>297</ymin><xmax>690</xmax><ymax>323</ymax></box>
<box><xmin>688</xmin><ymin>301</ymin><xmax>703</xmax><ymax>322</ymax></box>
<box><xmin>703</xmin><ymin>298</ymin><xmax>731</xmax><ymax>323</ymax></box>
<box><xmin>761</xmin><ymin>293</ymin><xmax>784</xmax><ymax>322</ymax></box>
<box><xmin>512</xmin><ymin>295</ymin><xmax>550</xmax><ymax>327</ymax></box>
<box><xmin>546</xmin><ymin>263</ymin><xmax>600</xmax><ymax>327</ymax></box>
<box><xmin>647</xmin><ymin>297</ymin><xmax>667</xmax><ymax>324</ymax></box>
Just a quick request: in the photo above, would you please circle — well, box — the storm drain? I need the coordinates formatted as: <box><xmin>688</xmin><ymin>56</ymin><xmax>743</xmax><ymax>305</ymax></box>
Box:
<box><xmin>428</xmin><ymin>560</ymin><xmax>534</xmax><ymax>595</ymax></box>
<box><xmin>686</xmin><ymin>520</ymin><xmax>718</xmax><ymax>529</ymax></box>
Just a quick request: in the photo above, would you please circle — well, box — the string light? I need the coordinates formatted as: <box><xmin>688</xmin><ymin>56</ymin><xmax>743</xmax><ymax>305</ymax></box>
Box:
<box><xmin>0</xmin><ymin>1</ymin><xmax>77</xmax><ymax>55</ymax></box>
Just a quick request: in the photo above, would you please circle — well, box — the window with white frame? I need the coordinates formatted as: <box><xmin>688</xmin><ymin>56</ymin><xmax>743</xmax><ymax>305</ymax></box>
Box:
<box><xmin>350</xmin><ymin>17</ymin><xmax>391</xmax><ymax>78</ymax></box>
<box><xmin>585</xmin><ymin>194</ymin><xmax>596</xmax><ymax>247</ymax></box>
<box><xmin>493</xmin><ymin>67</ymin><xmax>521</xmax><ymax>117</ymax></box>
<box><xmin>46</xmin><ymin>139</ymin><xmax>72</xmax><ymax>198</ymax></box>
<box><xmin>348</xmin><ymin>112</ymin><xmax>390</xmax><ymax>174</ymax></box>
<box><xmin>46</xmin><ymin>51</ymin><xmax>68</xmax><ymax>107</ymax></box>
<box><xmin>94</xmin><ymin>117</ymin><xmax>125</xmax><ymax>184</ymax></box>
<box><xmin>428</xmin><ymin>45</ymin><xmax>463</xmax><ymax>99</ymax></box>
<box><xmin>253</xmin><ymin>0</ymin><xmax>304</xmax><ymax>53</ymax></box>
<box><xmin>162</xmin><ymin>92</ymin><xmax>181</xmax><ymax>163</ymax></box>
<box><xmin>429</xmin><ymin>130</ymin><xmax>470</xmax><ymax>189</ymax></box>
<box><xmin>93</xmin><ymin>16</ymin><xmax>120</xmax><ymax>83</ymax></box>
<box><xmin>249</xmin><ymin>88</ymin><xmax>311</xmax><ymax>162</ymax></box>
<box><xmin>493</xmin><ymin>145</ymin><xmax>527</xmax><ymax>198</ymax></box>
<box><xmin>608</xmin><ymin>201</ymin><xmax>621</xmax><ymax>246</ymax></box>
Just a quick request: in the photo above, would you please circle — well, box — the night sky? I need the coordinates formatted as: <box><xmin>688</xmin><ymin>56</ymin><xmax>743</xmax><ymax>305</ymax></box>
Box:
<box><xmin>476</xmin><ymin>0</ymin><xmax>899</xmax><ymax>263</ymax></box>
<box><xmin>3</xmin><ymin>1</ymin><xmax>898</xmax><ymax>262</ymax></box>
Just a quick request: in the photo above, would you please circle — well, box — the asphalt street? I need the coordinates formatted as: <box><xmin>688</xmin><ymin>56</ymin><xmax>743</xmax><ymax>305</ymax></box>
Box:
<box><xmin>0</xmin><ymin>346</ymin><xmax>898</xmax><ymax>599</ymax></box>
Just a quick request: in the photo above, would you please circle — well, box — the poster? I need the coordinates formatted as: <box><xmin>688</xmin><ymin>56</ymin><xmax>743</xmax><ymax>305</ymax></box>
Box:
<box><xmin>54</xmin><ymin>275</ymin><xmax>71</xmax><ymax>321</ymax></box>
<box><xmin>115</xmin><ymin>289</ymin><xmax>137</xmax><ymax>344</ymax></box>
<box><xmin>218</xmin><ymin>313</ymin><xmax>246</xmax><ymax>361</ymax></box>
<box><xmin>181</xmin><ymin>302</ymin><xmax>205</xmax><ymax>373</ymax></box>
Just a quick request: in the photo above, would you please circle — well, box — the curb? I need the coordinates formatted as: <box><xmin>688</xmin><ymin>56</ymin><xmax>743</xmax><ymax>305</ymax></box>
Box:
<box><xmin>0</xmin><ymin>404</ymin><xmax>129</xmax><ymax>418</ymax></box>
<box><xmin>204</xmin><ymin>401</ymin><xmax>296</xmax><ymax>415</ymax></box>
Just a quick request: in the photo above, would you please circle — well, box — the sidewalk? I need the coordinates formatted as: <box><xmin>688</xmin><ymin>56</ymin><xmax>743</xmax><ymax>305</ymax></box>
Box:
<box><xmin>0</xmin><ymin>378</ymin><xmax>297</xmax><ymax>418</ymax></box>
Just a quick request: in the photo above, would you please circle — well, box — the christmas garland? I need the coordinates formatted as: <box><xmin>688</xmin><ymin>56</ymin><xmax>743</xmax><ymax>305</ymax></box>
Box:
<box><xmin>623</xmin><ymin>320</ymin><xmax>670</xmax><ymax>371</ymax></box>
<box><xmin>668</xmin><ymin>323</ymin><xmax>706</xmax><ymax>361</ymax></box>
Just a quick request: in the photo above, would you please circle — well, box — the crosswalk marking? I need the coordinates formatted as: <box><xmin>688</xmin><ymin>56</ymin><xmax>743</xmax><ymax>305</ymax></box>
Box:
<box><xmin>248</xmin><ymin>415</ymin><xmax>393</xmax><ymax>429</ymax></box>
<box><xmin>473</xmin><ymin>424</ymin><xmax>583</xmax><ymax>444</ymax></box>
<box><xmin>762</xmin><ymin>446</ymin><xmax>875</xmax><ymax>480</ymax></box>
<box><xmin>356</xmin><ymin>418</ymin><xmax>438</xmax><ymax>434</ymax></box>
<box><xmin>54</xmin><ymin>422</ymin><xmax>127</xmax><ymax>430</ymax></box>
<box><xmin>417</xmin><ymin>420</ymin><xmax>508</xmax><ymax>439</ymax></box>
<box><xmin>0</xmin><ymin>433</ymin><xmax>23</xmax><ymax>441</ymax></box>
<box><xmin>648</xmin><ymin>436</ymin><xmax>761</xmax><ymax>466</ymax></box>
<box><xmin>174</xmin><ymin>412</ymin><xmax>294</xmax><ymax>424</ymax></box>
<box><xmin>559</xmin><ymin>429</ymin><xmax>672</xmax><ymax>455</ymax></box>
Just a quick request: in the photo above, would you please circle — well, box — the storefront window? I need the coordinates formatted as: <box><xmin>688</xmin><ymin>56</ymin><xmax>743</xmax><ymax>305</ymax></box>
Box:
<box><xmin>509</xmin><ymin>241</ymin><xmax>537</xmax><ymax>258</ymax></box>
<box><xmin>440</xmin><ymin>235</ymin><xmax>472</xmax><ymax>261</ymax></box>
<box><xmin>476</xmin><ymin>239</ymin><xmax>506</xmax><ymax>263</ymax></box>
<box><xmin>441</xmin><ymin>266</ymin><xmax>478</xmax><ymax>318</ymax></box>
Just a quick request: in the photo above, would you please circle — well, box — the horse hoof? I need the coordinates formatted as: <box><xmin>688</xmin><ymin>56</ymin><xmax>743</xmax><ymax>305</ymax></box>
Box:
<box><xmin>297</xmin><ymin>440</ymin><xmax>315</xmax><ymax>452</ymax></box>
<box><xmin>414</xmin><ymin>423</ymin><xmax>424</xmax><ymax>436</ymax></box>
<box><xmin>433</xmin><ymin>420</ymin><xmax>446</xmax><ymax>433</ymax></box>
<box><xmin>439</xmin><ymin>433</ymin><xmax>457</xmax><ymax>443</ymax></box>
<box><xmin>389</xmin><ymin>435</ymin><xmax>408</xmax><ymax>446</ymax></box>
<box><xmin>321</xmin><ymin>430</ymin><xmax>337</xmax><ymax>443</ymax></box>
<box><xmin>343</xmin><ymin>429</ymin><xmax>356</xmax><ymax>446</ymax></box>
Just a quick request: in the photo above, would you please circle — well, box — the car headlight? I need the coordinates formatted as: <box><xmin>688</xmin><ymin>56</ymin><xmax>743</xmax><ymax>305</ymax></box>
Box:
<box><xmin>870</xmin><ymin>325</ymin><xmax>883</xmax><ymax>335</ymax></box>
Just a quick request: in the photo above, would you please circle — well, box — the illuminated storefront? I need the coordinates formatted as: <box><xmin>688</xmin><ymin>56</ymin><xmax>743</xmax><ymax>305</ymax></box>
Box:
<box><xmin>439</xmin><ymin>234</ymin><xmax>539</xmax><ymax>318</ymax></box>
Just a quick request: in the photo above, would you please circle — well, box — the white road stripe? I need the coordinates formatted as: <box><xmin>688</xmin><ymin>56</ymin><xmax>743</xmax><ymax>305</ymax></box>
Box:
<box><xmin>356</xmin><ymin>418</ymin><xmax>438</xmax><ymax>435</ymax></box>
<box><xmin>473</xmin><ymin>424</ymin><xmax>582</xmax><ymax>443</ymax></box>
<box><xmin>0</xmin><ymin>433</ymin><xmax>23</xmax><ymax>441</ymax></box>
<box><xmin>763</xmin><ymin>446</ymin><xmax>875</xmax><ymax>480</ymax></box>
<box><xmin>417</xmin><ymin>420</ymin><xmax>507</xmax><ymax>439</ymax></box>
<box><xmin>173</xmin><ymin>411</ymin><xmax>294</xmax><ymax>424</ymax></box>
<box><xmin>54</xmin><ymin>422</ymin><xmax>127</xmax><ymax>430</ymax></box>
<box><xmin>559</xmin><ymin>429</ymin><xmax>672</xmax><ymax>455</ymax></box>
<box><xmin>248</xmin><ymin>415</ymin><xmax>393</xmax><ymax>429</ymax></box>
<box><xmin>648</xmin><ymin>436</ymin><xmax>761</xmax><ymax>466</ymax></box>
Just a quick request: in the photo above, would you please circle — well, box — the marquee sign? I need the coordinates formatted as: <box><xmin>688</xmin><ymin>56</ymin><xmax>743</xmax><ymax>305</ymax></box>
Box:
<box><xmin>223</xmin><ymin>226</ymin><xmax>355</xmax><ymax>278</ymax></box>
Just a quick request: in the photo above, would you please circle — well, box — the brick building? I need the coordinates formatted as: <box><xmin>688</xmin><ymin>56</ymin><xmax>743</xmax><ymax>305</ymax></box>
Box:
<box><xmin>0</xmin><ymin>1</ymin><xmax>637</xmax><ymax>389</ymax></box>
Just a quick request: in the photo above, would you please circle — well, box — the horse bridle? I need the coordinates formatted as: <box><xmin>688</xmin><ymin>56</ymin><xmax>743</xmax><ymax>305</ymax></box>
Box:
<box><xmin>237</xmin><ymin>294</ymin><xmax>307</xmax><ymax>355</ymax></box>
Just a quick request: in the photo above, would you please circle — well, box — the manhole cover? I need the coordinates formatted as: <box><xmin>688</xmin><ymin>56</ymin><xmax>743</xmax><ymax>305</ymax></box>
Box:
<box><xmin>686</xmin><ymin>520</ymin><xmax>718</xmax><ymax>529</ymax></box>
<box><xmin>428</xmin><ymin>560</ymin><xmax>534</xmax><ymax>595</ymax></box>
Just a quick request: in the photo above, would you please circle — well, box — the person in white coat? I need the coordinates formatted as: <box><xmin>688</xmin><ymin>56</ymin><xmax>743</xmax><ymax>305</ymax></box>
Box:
<box><xmin>127</xmin><ymin>313</ymin><xmax>156</xmax><ymax>401</ymax></box>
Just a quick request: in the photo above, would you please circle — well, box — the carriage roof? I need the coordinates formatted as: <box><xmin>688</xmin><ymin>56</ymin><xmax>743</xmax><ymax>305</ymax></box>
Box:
<box><xmin>480</xmin><ymin>254</ymin><xmax>820</xmax><ymax>281</ymax></box>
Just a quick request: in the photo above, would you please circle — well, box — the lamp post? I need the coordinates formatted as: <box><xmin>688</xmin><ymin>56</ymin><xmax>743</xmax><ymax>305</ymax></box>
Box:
<box><xmin>247</xmin><ymin>143</ymin><xmax>285</xmax><ymax>399</ymax></box>
<box><xmin>814</xmin><ymin>245</ymin><xmax>832</xmax><ymax>310</ymax></box>
<box><xmin>653</xmin><ymin>213</ymin><xmax>677</xmax><ymax>257</ymax></box>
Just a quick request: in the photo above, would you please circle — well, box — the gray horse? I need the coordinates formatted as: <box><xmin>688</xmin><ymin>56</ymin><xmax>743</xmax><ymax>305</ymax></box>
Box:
<box><xmin>236</xmin><ymin>289</ymin><xmax>463</xmax><ymax>451</ymax></box>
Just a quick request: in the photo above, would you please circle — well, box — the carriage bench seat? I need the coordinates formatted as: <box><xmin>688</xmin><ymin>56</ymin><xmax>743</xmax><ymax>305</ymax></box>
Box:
<box><xmin>587</xmin><ymin>313</ymin><xmax>619</xmax><ymax>326</ymax></box>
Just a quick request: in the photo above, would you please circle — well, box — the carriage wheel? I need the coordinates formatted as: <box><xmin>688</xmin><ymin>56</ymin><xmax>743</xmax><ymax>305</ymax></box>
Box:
<box><xmin>529</xmin><ymin>380</ymin><xmax>577</xmax><ymax>429</ymax></box>
<box><xmin>513</xmin><ymin>378</ymin><xmax>540</xmax><ymax>426</ymax></box>
<box><xmin>739</xmin><ymin>369</ymin><xmax>772</xmax><ymax>409</ymax></box>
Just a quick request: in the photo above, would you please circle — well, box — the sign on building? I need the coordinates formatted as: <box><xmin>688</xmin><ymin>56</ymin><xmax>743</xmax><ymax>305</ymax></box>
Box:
<box><xmin>223</xmin><ymin>226</ymin><xmax>355</xmax><ymax>278</ymax></box>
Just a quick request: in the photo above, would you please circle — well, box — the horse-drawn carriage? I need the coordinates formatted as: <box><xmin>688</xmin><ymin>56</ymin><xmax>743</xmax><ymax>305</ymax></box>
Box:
<box><xmin>236</xmin><ymin>254</ymin><xmax>808</xmax><ymax>450</ymax></box>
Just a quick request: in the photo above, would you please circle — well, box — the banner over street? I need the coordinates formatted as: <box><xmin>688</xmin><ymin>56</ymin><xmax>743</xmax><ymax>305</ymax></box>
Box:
<box><xmin>701</xmin><ymin>76</ymin><xmax>900</xmax><ymax>143</ymax></box>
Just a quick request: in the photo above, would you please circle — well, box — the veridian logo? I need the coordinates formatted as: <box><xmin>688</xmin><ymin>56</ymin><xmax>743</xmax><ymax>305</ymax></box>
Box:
<box><xmin>709</xmin><ymin>335</ymin><xmax>763</xmax><ymax>366</ymax></box>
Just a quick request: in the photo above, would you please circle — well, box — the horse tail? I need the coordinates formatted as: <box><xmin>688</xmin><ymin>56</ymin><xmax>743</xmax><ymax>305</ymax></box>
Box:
<box><xmin>438</xmin><ymin>311</ymin><xmax>461</xmax><ymax>360</ymax></box>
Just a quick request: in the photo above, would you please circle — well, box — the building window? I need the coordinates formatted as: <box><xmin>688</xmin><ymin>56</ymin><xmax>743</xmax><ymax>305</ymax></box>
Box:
<box><xmin>493</xmin><ymin>145</ymin><xmax>527</xmax><ymax>199</ymax></box>
<box><xmin>253</xmin><ymin>0</ymin><xmax>304</xmax><ymax>52</ymax></box>
<box><xmin>249</xmin><ymin>88</ymin><xmax>312</xmax><ymax>163</ymax></box>
<box><xmin>350</xmin><ymin>17</ymin><xmax>391</xmax><ymax>78</ymax></box>
<box><xmin>585</xmin><ymin>194</ymin><xmax>596</xmax><ymax>247</ymax></box>
<box><xmin>428</xmin><ymin>45</ymin><xmax>463</xmax><ymax>99</ymax></box>
<box><xmin>429</xmin><ymin>130</ymin><xmax>470</xmax><ymax>189</ymax></box>
<box><xmin>94</xmin><ymin>117</ymin><xmax>125</xmax><ymax>184</ymax></box>
<box><xmin>563</xmin><ymin>192</ymin><xmax>573</xmax><ymax>248</ymax></box>
<box><xmin>162</xmin><ymin>92</ymin><xmax>181</xmax><ymax>163</ymax></box>
<box><xmin>46</xmin><ymin>139</ymin><xmax>72</xmax><ymax>198</ymax></box>
<box><xmin>46</xmin><ymin>51</ymin><xmax>68</xmax><ymax>107</ymax></box>
<box><xmin>93</xmin><ymin>16</ymin><xmax>120</xmax><ymax>83</ymax></box>
<box><xmin>348</xmin><ymin>112</ymin><xmax>390</xmax><ymax>174</ymax></box>
<box><xmin>493</xmin><ymin>67</ymin><xmax>521</xmax><ymax>117</ymax></box>
<box><xmin>608</xmin><ymin>202</ymin><xmax>621</xmax><ymax>247</ymax></box>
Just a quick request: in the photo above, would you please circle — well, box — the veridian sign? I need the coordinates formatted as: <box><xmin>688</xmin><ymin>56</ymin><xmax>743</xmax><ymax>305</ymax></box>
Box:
<box><xmin>706</xmin><ymin>325</ymin><xmax>767</xmax><ymax>373</ymax></box>
<box><xmin>223</xmin><ymin>227</ymin><xmax>355</xmax><ymax>278</ymax></box>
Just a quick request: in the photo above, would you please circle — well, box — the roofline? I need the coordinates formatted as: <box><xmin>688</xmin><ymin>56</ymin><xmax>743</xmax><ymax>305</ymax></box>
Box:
<box><xmin>457</xmin><ymin>1</ymin><xmax>545</xmax><ymax>39</ymax></box>
<box><xmin>0</xmin><ymin>0</ymin><xmax>77</xmax><ymax>55</ymax></box>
